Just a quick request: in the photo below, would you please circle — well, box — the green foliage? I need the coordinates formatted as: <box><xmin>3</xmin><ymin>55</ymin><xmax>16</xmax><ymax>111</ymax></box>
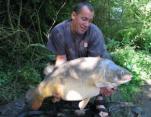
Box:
<box><xmin>112</xmin><ymin>46</ymin><xmax>151</xmax><ymax>79</ymax></box>
<box><xmin>0</xmin><ymin>0</ymin><xmax>73</xmax><ymax>104</ymax></box>
<box><xmin>137</xmin><ymin>28</ymin><xmax>151</xmax><ymax>51</ymax></box>
<box><xmin>0</xmin><ymin>0</ymin><xmax>75</xmax><ymax>70</ymax></box>
<box><xmin>106</xmin><ymin>38</ymin><xmax>120</xmax><ymax>51</ymax></box>
<box><xmin>0</xmin><ymin>71</ymin><xmax>14</xmax><ymax>87</ymax></box>
<box><xmin>0</xmin><ymin>70</ymin><xmax>21</xmax><ymax>103</ymax></box>
<box><xmin>0</xmin><ymin>64</ymin><xmax>41</xmax><ymax>104</ymax></box>
<box><xmin>93</xmin><ymin>0</ymin><xmax>151</xmax><ymax>52</ymax></box>
<box><xmin>111</xmin><ymin>46</ymin><xmax>151</xmax><ymax>101</ymax></box>
<box><xmin>16</xmin><ymin>65</ymin><xmax>41</xmax><ymax>85</ymax></box>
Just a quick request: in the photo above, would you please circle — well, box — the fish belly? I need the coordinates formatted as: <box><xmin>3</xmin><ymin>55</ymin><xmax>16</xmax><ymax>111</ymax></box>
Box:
<box><xmin>62</xmin><ymin>80</ymin><xmax>100</xmax><ymax>101</ymax></box>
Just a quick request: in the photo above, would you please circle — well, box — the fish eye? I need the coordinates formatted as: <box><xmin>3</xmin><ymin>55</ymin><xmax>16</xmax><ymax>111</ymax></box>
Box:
<box><xmin>121</xmin><ymin>71</ymin><xmax>125</xmax><ymax>76</ymax></box>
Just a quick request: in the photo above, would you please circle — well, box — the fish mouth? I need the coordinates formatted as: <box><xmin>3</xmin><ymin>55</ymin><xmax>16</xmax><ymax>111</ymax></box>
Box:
<box><xmin>118</xmin><ymin>75</ymin><xmax>132</xmax><ymax>84</ymax></box>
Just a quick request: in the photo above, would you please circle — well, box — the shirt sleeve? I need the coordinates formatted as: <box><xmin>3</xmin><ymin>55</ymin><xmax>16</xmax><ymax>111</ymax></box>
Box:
<box><xmin>47</xmin><ymin>28</ymin><xmax>65</xmax><ymax>55</ymax></box>
<box><xmin>88</xmin><ymin>25</ymin><xmax>111</xmax><ymax>59</ymax></box>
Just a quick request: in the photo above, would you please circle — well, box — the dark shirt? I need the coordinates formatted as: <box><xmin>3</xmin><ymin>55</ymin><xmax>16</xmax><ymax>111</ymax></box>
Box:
<box><xmin>47</xmin><ymin>20</ymin><xmax>109</xmax><ymax>61</ymax></box>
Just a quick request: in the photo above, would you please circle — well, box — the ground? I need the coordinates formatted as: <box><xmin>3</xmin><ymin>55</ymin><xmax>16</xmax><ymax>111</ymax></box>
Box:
<box><xmin>114</xmin><ymin>79</ymin><xmax>151</xmax><ymax>117</ymax></box>
<box><xmin>139</xmin><ymin>79</ymin><xmax>151</xmax><ymax>117</ymax></box>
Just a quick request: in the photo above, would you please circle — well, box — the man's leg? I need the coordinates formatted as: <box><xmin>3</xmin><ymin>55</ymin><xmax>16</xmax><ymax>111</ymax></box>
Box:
<box><xmin>94</xmin><ymin>94</ymin><xmax>109</xmax><ymax>117</ymax></box>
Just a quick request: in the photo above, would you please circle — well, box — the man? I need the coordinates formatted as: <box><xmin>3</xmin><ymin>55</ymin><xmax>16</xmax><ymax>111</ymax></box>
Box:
<box><xmin>47</xmin><ymin>2</ymin><xmax>114</xmax><ymax>117</ymax></box>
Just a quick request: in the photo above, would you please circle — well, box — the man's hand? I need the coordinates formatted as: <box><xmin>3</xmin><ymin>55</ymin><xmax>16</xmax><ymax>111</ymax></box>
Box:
<box><xmin>55</xmin><ymin>55</ymin><xmax>67</xmax><ymax>66</ymax></box>
<box><xmin>100</xmin><ymin>87</ymin><xmax>116</xmax><ymax>96</ymax></box>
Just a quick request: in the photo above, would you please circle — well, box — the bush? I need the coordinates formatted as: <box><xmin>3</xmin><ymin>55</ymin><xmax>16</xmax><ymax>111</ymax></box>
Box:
<box><xmin>0</xmin><ymin>64</ymin><xmax>42</xmax><ymax>104</ymax></box>
<box><xmin>111</xmin><ymin>46</ymin><xmax>151</xmax><ymax>101</ymax></box>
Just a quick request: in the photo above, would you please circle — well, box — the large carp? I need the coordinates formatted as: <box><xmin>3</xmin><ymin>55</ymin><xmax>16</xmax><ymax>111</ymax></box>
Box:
<box><xmin>26</xmin><ymin>57</ymin><xmax>131</xmax><ymax>110</ymax></box>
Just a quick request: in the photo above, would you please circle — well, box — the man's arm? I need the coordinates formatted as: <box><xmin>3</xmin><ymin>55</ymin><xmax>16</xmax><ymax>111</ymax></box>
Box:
<box><xmin>100</xmin><ymin>87</ymin><xmax>116</xmax><ymax>96</ymax></box>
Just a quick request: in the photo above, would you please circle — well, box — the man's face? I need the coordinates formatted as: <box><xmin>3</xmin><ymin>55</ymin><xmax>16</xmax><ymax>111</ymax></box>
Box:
<box><xmin>71</xmin><ymin>6</ymin><xmax>94</xmax><ymax>34</ymax></box>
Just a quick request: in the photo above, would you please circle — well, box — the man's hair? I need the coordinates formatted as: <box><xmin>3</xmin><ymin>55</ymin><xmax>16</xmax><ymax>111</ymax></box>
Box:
<box><xmin>72</xmin><ymin>2</ymin><xmax>94</xmax><ymax>14</ymax></box>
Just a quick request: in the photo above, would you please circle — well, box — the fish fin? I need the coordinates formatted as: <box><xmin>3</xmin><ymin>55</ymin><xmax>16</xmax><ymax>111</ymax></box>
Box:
<box><xmin>79</xmin><ymin>98</ymin><xmax>90</xmax><ymax>110</ymax></box>
<box><xmin>32</xmin><ymin>99</ymin><xmax>43</xmax><ymax>110</ymax></box>
<box><xmin>95</xmin><ymin>82</ymin><xmax>114</xmax><ymax>88</ymax></box>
